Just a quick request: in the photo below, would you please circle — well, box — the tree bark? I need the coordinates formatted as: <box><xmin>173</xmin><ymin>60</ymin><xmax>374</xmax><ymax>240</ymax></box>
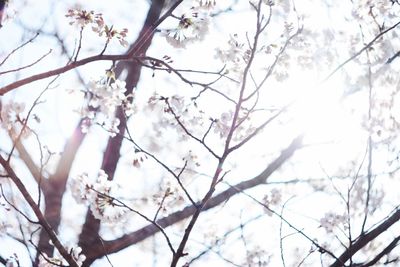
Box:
<box><xmin>78</xmin><ymin>1</ymin><xmax>167</xmax><ymax>265</ymax></box>
<box><xmin>84</xmin><ymin>135</ymin><xmax>303</xmax><ymax>262</ymax></box>
<box><xmin>35</xmin><ymin>125</ymin><xmax>86</xmax><ymax>263</ymax></box>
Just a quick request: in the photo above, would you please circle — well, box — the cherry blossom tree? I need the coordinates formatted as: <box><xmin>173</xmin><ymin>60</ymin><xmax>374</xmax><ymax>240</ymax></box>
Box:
<box><xmin>0</xmin><ymin>0</ymin><xmax>400</xmax><ymax>266</ymax></box>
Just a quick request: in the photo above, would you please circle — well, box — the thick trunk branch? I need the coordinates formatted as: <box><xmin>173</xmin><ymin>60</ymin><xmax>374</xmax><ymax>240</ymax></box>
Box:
<box><xmin>0</xmin><ymin>155</ymin><xmax>80</xmax><ymax>267</ymax></box>
<box><xmin>84</xmin><ymin>135</ymin><xmax>303</xmax><ymax>262</ymax></box>
<box><xmin>329</xmin><ymin>208</ymin><xmax>400</xmax><ymax>267</ymax></box>
<box><xmin>35</xmin><ymin>125</ymin><xmax>86</xmax><ymax>262</ymax></box>
<box><xmin>78</xmin><ymin>1</ymin><xmax>169</xmax><ymax>265</ymax></box>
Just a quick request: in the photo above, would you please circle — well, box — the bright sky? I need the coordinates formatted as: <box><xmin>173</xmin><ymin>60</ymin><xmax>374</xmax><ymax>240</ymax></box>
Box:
<box><xmin>0</xmin><ymin>0</ymin><xmax>400</xmax><ymax>266</ymax></box>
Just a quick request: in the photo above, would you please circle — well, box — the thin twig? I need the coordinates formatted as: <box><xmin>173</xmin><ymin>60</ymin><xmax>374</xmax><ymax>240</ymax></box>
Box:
<box><xmin>0</xmin><ymin>33</ymin><xmax>40</xmax><ymax>67</ymax></box>
<box><xmin>0</xmin><ymin>49</ymin><xmax>52</xmax><ymax>75</ymax></box>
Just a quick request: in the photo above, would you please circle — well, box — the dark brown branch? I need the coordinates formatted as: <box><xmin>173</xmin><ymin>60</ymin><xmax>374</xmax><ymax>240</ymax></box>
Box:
<box><xmin>0</xmin><ymin>1</ymin><xmax>184</xmax><ymax>94</ymax></box>
<box><xmin>13</xmin><ymin>140</ymin><xmax>44</xmax><ymax>188</ymax></box>
<box><xmin>0</xmin><ymin>155</ymin><xmax>79</xmax><ymax>267</ymax></box>
<box><xmin>0</xmin><ymin>255</ymin><xmax>7</xmax><ymax>265</ymax></box>
<box><xmin>329</xmin><ymin>207</ymin><xmax>400</xmax><ymax>267</ymax></box>
<box><xmin>84</xmin><ymin>135</ymin><xmax>303</xmax><ymax>262</ymax></box>
<box><xmin>357</xmin><ymin>235</ymin><xmax>400</xmax><ymax>267</ymax></box>
<box><xmin>0</xmin><ymin>184</ymin><xmax>38</xmax><ymax>224</ymax></box>
<box><xmin>126</xmin><ymin>0</ymin><xmax>184</xmax><ymax>58</ymax></box>
<box><xmin>386</xmin><ymin>50</ymin><xmax>400</xmax><ymax>64</ymax></box>
<box><xmin>78</xmin><ymin>1</ymin><xmax>173</xmax><ymax>265</ymax></box>
<box><xmin>0</xmin><ymin>54</ymin><xmax>128</xmax><ymax>96</ymax></box>
<box><xmin>35</xmin><ymin>125</ymin><xmax>86</xmax><ymax>262</ymax></box>
<box><xmin>36</xmin><ymin>1</ymin><xmax>185</xmax><ymax>262</ymax></box>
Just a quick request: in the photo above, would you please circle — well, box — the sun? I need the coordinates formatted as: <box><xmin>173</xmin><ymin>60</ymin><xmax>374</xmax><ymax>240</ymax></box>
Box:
<box><xmin>283</xmin><ymin>70</ymin><xmax>368</xmax><ymax>163</ymax></box>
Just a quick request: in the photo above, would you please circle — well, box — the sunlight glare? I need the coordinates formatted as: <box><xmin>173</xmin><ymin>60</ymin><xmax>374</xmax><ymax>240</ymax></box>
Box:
<box><xmin>287</xmin><ymin>72</ymin><xmax>364</xmax><ymax>153</ymax></box>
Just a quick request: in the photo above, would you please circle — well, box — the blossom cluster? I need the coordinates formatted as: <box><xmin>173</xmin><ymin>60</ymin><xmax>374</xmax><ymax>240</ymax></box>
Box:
<box><xmin>245</xmin><ymin>246</ymin><xmax>270</xmax><ymax>267</ymax></box>
<box><xmin>320</xmin><ymin>212</ymin><xmax>346</xmax><ymax>233</ymax></box>
<box><xmin>98</xmin><ymin>25</ymin><xmax>129</xmax><ymax>47</ymax></box>
<box><xmin>0</xmin><ymin>100</ymin><xmax>31</xmax><ymax>138</ymax></box>
<box><xmin>182</xmin><ymin>150</ymin><xmax>201</xmax><ymax>169</ymax></box>
<box><xmin>5</xmin><ymin>254</ymin><xmax>19</xmax><ymax>267</ymax></box>
<box><xmin>151</xmin><ymin>180</ymin><xmax>185</xmax><ymax>216</ymax></box>
<box><xmin>0</xmin><ymin>221</ymin><xmax>10</xmax><ymax>237</ymax></box>
<box><xmin>213</xmin><ymin>109</ymin><xmax>257</xmax><ymax>141</ymax></box>
<box><xmin>165</xmin><ymin>2</ymin><xmax>216</xmax><ymax>48</ymax></box>
<box><xmin>132</xmin><ymin>150</ymin><xmax>148</xmax><ymax>168</ymax></box>
<box><xmin>80</xmin><ymin>76</ymin><xmax>134</xmax><ymax>137</ymax></box>
<box><xmin>69</xmin><ymin>170</ymin><xmax>127</xmax><ymax>223</ymax></box>
<box><xmin>38</xmin><ymin>246</ymin><xmax>86</xmax><ymax>267</ymax></box>
<box><xmin>262</xmin><ymin>188</ymin><xmax>282</xmax><ymax>216</ymax></box>
<box><xmin>215</xmin><ymin>34</ymin><xmax>251</xmax><ymax>77</ymax></box>
<box><xmin>147</xmin><ymin>93</ymin><xmax>206</xmax><ymax>140</ymax></box>
<box><xmin>66</xmin><ymin>8</ymin><xmax>128</xmax><ymax>47</ymax></box>
<box><xmin>147</xmin><ymin>93</ymin><xmax>258</xmax><ymax>144</ymax></box>
<box><xmin>213</xmin><ymin>111</ymin><xmax>233</xmax><ymax>138</ymax></box>
<box><xmin>66</xmin><ymin>9</ymin><xmax>103</xmax><ymax>28</ymax></box>
<box><xmin>352</xmin><ymin>0</ymin><xmax>392</xmax><ymax>21</ymax></box>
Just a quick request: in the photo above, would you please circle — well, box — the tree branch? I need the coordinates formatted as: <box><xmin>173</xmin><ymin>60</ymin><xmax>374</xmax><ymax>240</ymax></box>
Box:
<box><xmin>329</xmin><ymin>207</ymin><xmax>400</xmax><ymax>267</ymax></box>
<box><xmin>13</xmin><ymin>140</ymin><xmax>44</xmax><ymax>187</ymax></box>
<box><xmin>357</xmin><ymin>235</ymin><xmax>400</xmax><ymax>267</ymax></box>
<box><xmin>324</xmin><ymin>20</ymin><xmax>400</xmax><ymax>82</ymax></box>
<box><xmin>0</xmin><ymin>54</ymin><xmax>128</xmax><ymax>96</ymax></box>
<box><xmin>0</xmin><ymin>155</ymin><xmax>79</xmax><ymax>267</ymax></box>
<box><xmin>0</xmin><ymin>255</ymin><xmax>7</xmax><ymax>265</ymax></box>
<box><xmin>0</xmin><ymin>0</ymin><xmax>184</xmax><ymax>96</ymax></box>
<box><xmin>36</xmin><ymin>125</ymin><xmax>86</xmax><ymax>261</ymax></box>
<box><xmin>77</xmin><ymin>1</ymin><xmax>175</xmax><ymax>265</ymax></box>
<box><xmin>84</xmin><ymin>135</ymin><xmax>303</xmax><ymax>262</ymax></box>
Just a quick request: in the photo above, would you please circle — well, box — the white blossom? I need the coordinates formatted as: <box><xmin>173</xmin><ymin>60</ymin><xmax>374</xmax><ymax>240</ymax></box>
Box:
<box><xmin>69</xmin><ymin>172</ymin><xmax>92</xmax><ymax>204</ymax></box>
<box><xmin>69</xmin><ymin>170</ymin><xmax>127</xmax><ymax>223</ymax></box>
<box><xmin>215</xmin><ymin>34</ymin><xmax>251</xmax><ymax>77</ymax></box>
<box><xmin>169</xmin><ymin>95</ymin><xmax>185</xmax><ymax>113</ymax></box>
<box><xmin>262</xmin><ymin>188</ymin><xmax>282</xmax><ymax>216</ymax></box>
<box><xmin>151</xmin><ymin>180</ymin><xmax>185</xmax><ymax>215</ymax></box>
<box><xmin>265</xmin><ymin>188</ymin><xmax>282</xmax><ymax>206</ymax></box>
<box><xmin>96</xmin><ymin>25</ymin><xmax>129</xmax><ymax>47</ymax></box>
<box><xmin>214</xmin><ymin>111</ymin><xmax>233</xmax><ymax>138</ymax></box>
<box><xmin>123</xmin><ymin>94</ymin><xmax>136</xmax><ymax>116</ymax></box>
<box><xmin>132</xmin><ymin>151</ymin><xmax>147</xmax><ymax>168</ymax></box>
<box><xmin>66</xmin><ymin>9</ymin><xmax>103</xmax><ymax>28</ymax></box>
<box><xmin>81</xmin><ymin>77</ymin><xmax>134</xmax><ymax>137</ymax></box>
<box><xmin>103</xmin><ymin>117</ymin><xmax>120</xmax><ymax>137</ymax></box>
<box><xmin>245</xmin><ymin>246</ymin><xmax>270</xmax><ymax>267</ymax></box>
<box><xmin>66</xmin><ymin>9</ymin><xmax>128</xmax><ymax>47</ymax></box>
<box><xmin>182</xmin><ymin>150</ymin><xmax>201</xmax><ymax>169</ymax></box>
<box><xmin>165</xmin><ymin>7</ymin><xmax>210</xmax><ymax>48</ymax></box>
<box><xmin>88</xmin><ymin>78</ymin><xmax>126</xmax><ymax>116</ymax></box>
<box><xmin>37</xmin><ymin>246</ymin><xmax>85</xmax><ymax>267</ymax></box>
<box><xmin>69</xmin><ymin>246</ymin><xmax>86</xmax><ymax>266</ymax></box>
<box><xmin>5</xmin><ymin>255</ymin><xmax>19</xmax><ymax>267</ymax></box>
<box><xmin>0</xmin><ymin>101</ymin><xmax>24</xmax><ymax>130</ymax></box>
<box><xmin>320</xmin><ymin>212</ymin><xmax>346</xmax><ymax>233</ymax></box>
<box><xmin>0</xmin><ymin>100</ymin><xmax>31</xmax><ymax>138</ymax></box>
<box><xmin>38</xmin><ymin>254</ymin><xmax>63</xmax><ymax>267</ymax></box>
